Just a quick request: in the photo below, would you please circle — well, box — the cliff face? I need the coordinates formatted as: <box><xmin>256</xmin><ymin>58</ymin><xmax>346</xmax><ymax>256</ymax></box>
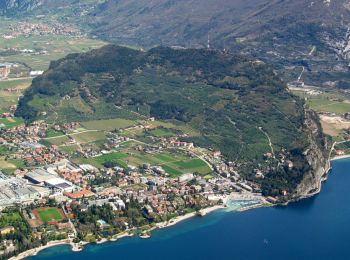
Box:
<box><xmin>295</xmin><ymin>110</ymin><xmax>330</xmax><ymax>198</ymax></box>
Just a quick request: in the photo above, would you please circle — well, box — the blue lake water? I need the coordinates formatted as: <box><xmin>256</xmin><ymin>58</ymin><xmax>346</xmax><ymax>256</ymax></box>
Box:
<box><xmin>30</xmin><ymin>158</ymin><xmax>350</xmax><ymax>260</ymax></box>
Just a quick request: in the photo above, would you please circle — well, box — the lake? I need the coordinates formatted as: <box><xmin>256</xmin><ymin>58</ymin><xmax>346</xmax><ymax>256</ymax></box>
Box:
<box><xmin>30</xmin><ymin>158</ymin><xmax>350</xmax><ymax>260</ymax></box>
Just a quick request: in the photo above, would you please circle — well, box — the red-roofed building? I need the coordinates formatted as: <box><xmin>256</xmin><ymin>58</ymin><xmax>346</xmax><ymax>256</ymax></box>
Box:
<box><xmin>64</xmin><ymin>189</ymin><xmax>96</xmax><ymax>199</ymax></box>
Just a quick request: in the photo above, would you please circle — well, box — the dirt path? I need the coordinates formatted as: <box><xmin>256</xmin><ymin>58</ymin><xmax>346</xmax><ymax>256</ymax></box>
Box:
<box><xmin>258</xmin><ymin>127</ymin><xmax>275</xmax><ymax>158</ymax></box>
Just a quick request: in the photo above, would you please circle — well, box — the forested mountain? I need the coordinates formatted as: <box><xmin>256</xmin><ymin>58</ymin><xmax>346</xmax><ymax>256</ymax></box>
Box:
<box><xmin>15</xmin><ymin>45</ymin><xmax>328</xmax><ymax>196</ymax></box>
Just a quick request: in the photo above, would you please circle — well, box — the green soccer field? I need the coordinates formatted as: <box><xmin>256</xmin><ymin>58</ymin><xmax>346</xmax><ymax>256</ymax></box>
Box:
<box><xmin>36</xmin><ymin>208</ymin><xmax>64</xmax><ymax>223</ymax></box>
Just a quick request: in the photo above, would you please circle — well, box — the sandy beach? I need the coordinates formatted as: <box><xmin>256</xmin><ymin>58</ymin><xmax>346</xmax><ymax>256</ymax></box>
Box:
<box><xmin>331</xmin><ymin>154</ymin><xmax>350</xmax><ymax>161</ymax></box>
<box><xmin>156</xmin><ymin>204</ymin><xmax>226</xmax><ymax>229</ymax></box>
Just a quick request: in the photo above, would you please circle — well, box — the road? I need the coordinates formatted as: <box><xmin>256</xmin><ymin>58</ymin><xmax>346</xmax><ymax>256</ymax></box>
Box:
<box><xmin>61</xmin><ymin>205</ymin><xmax>77</xmax><ymax>237</ymax></box>
<box><xmin>258</xmin><ymin>126</ymin><xmax>275</xmax><ymax>158</ymax></box>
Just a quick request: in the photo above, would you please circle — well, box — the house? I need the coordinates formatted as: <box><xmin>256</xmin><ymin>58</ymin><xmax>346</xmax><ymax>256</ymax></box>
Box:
<box><xmin>0</xmin><ymin>65</ymin><xmax>10</xmax><ymax>79</ymax></box>
<box><xmin>0</xmin><ymin>226</ymin><xmax>15</xmax><ymax>235</ymax></box>
<box><xmin>178</xmin><ymin>173</ymin><xmax>194</xmax><ymax>183</ymax></box>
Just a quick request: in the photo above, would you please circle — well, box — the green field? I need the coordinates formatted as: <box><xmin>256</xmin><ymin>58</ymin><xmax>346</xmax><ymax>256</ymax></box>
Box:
<box><xmin>35</xmin><ymin>207</ymin><xmax>64</xmax><ymax>223</ymax></box>
<box><xmin>0</xmin><ymin>78</ymin><xmax>32</xmax><ymax>110</ymax></box>
<box><xmin>58</xmin><ymin>145</ymin><xmax>79</xmax><ymax>155</ymax></box>
<box><xmin>82</xmin><ymin>118</ymin><xmax>137</xmax><ymax>131</ymax></box>
<box><xmin>0</xmin><ymin>33</ymin><xmax>106</xmax><ymax>71</ymax></box>
<box><xmin>0</xmin><ymin>117</ymin><xmax>24</xmax><ymax>129</ymax></box>
<box><xmin>45</xmin><ymin>135</ymin><xmax>70</xmax><ymax>146</ymax></box>
<box><xmin>0</xmin><ymin>78</ymin><xmax>32</xmax><ymax>90</ymax></box>
<box><xmin>46</xmin><ymin>129</ymin><xmax>65</xmax><ymax>138</ymax></box>
<box><xmin>81</xmin><ymin>146</ymin><xmax>212</xmax><ymax>177</ymax></box>
<box><xmin>292</xmin><ymin>90</ymin><xmax>350</xmax><ymax>115</ymax></box>
<box><xmin>45</xmin><ymin>131</ymin><xmax>106</xmax><ymax>146</ymax></box>
<box><xmin>94</xmin><ymin>152</ymin><xmax>129</xmax><ymax>167</ymax></box>
<box><xmin>161</xmin><ymin>165</ymin><xmax>183</xmax><ymax>177</ymax></box>
<box><xmin>71</xmin><ymin>131</ymin><xmax>106</xmax><ymax>144</ymax></box>
<box><xmin>173</xmin><ymin>159</ymin><xmax>209</xmax><ymax>170</ymax></box>
<box><xmin>149</xmin><ymin>127</ymin><xmax>176</xmax><ymax>137</ymax></box>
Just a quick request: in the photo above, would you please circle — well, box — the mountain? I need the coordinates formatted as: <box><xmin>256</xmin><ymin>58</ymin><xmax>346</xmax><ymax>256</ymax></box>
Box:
<box><xmin>15</xmin><ymin>45</ymin><xmax>328</xmax><ymax>197</ymax></box>
<box><xmin>84</xmin><ymin>0</ymin><xmax>350</xmax><ymax>86</ymax></box>
<box><xmin>2</xmin><ymin>0</ymin><xmax>350</xmax><ymax>86</ymax></box>
<box><xmin>0</xmin><ymin>0</ymin><xmax>42</xmax><ymax>13</ymax></box>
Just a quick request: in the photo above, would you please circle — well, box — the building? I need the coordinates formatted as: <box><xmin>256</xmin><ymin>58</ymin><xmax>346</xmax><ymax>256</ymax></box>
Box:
<box><xmin>25</xmin><ymin>169</ymin><xmax>74</xmax><ymax>193</ymax></box>
<box><xmin>45</xmin><ymin>178</ymin><xmax>74</xmax><ymax>192</ymax></box>
<box><xmin>0</xmin><ymin>173</ymin><xmax>41</xmax><ymax>208</ymax></box>
<box><xmin>46</xmin><ymin>159</ymin><xmax>82</xmax><ymax>175</ymax></box>
<box><xmin>0</xmin><ymin>65</ymin><xmax>10</xmax><ymax>79</ymax></box>
<box><xmin>29</xmin><ymin>71</ymin><xmax>44</xmax><ymax>77</ymax></box>
<box><xmin>178</xmin><ymin>173</ymin><xmax>194</xmax><ymax>183</ymax></box>
<box><xmin>63</xmin><ymin>189</ymin><xmax>96</xmax><ymax>199</ymax></box>
<box><xmin>0</xmin><ymin>226</ymin><xmax>15</xmax><ymax>235</ymax></box>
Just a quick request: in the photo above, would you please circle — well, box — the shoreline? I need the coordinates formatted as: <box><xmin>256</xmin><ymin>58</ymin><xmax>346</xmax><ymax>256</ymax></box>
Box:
<box><xmin>330</xmin><ymin>154</ymin><xmax>350</xmax><ymax>161</ymax></box>
<box><xmin>10</xmin><ymin>204</ymin><xmax>227</xmax><ymax>260</ymax></box>
<box><xmin>11</xmin><ymin>157</ymin><xmax>349</xmax><ymax>260</ymax></box>
<box><xmin>156</xmin><ymin>204</ymin><xmax>226</xmax><ymax>229</ymax></box>
<box><xmin>10</xmin><ymin>239</ymin><xmax>71</xmax><ymax>260</ymax></box>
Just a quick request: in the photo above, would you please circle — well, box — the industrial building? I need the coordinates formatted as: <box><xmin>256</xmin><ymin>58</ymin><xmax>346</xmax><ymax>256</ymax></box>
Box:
<box><xmin>25</xmin><ymin>168</ymin><xmax>74</xmax><ymax>193</ymax></box>
<box><xmin>0</xmin><ymin>171</ymin><xmax>40</xmax><ymax>208</ymax></box>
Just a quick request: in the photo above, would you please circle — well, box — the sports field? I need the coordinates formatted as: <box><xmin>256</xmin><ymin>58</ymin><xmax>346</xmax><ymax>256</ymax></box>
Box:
<box><xmin>32</xmin><ymin>207</ymin><xmax>65</xmax><ymax>224</ymax></box>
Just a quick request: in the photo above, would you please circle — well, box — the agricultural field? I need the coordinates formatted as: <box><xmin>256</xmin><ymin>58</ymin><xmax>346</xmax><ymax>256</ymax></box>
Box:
<box><xmin>0</xmin><ymin>16</ymin><xmax>105</xmax><ymax>113</ymax></box>
<box><xmin>44</xmin><ymin>130</ymin><xmax>106</xmax><ymax>146</ymax></box>
<box><xmin>44</xmin><ymin>135</ymin><xmax>71</xmax><ymax>146</ymax></box>
<box><xmin>76</xmin><ymin>144</ymin><xmax>212</xmax><ymax>177</ymax></box>
<box><xmin>82</xmin><ymin>119</ymin><xmax>137</xmax><ymax>131</ymax></box>
<box><xmin>58</xmin><ymin>145</ymin><xmax>80</xmax><ymax>156</ymax></box>
<box><xmin>0</xmin><ymin>117</ymin><xmax>24</xmax><ymax>129</ymax></box>
<box><xmin>292</xmin><ymin>88</ymin><xmax>350</xmax><ymax>140</ymax></box>
<box><xmin>0</xmin><ymin>78</ymin><xmax>32</xmax><ymax>110</ymax></box>
<box><xmin>71</xmin><ymin>131</ymin><xmax>106</xmax><ymax>144</ymax></box>
<box><xmin>292</xmin><ymin>89</ymin><xmax>350</xmax><ymax>115</ymax></box>
<box><xmin>0</xmin><ymin>157</ymin><xmax>16</xmax><ymax>170</ymax></box>
<box><xmin>0</xmin><ymin>158</ymin><xmax>26</xmax><ymax>175</ymax></box>
<box><xmin>32</xmin><ymin>207</ymin><xmax>65</xmax><ymax>224</ymax></box>
<box><xmin>148</xmin><ymin>127</ymin><xmax>177</xmax><ymax>137</ymax></box>
<box><xmin>0</xmin><ymin>17</ymin><xmax>106</xmax><ymax>71</ymax></box>
<box><xmin>46</xmin><ymin>129</ymin><xmax>65</xmax><ymax>138</ymax></box>
<box><xmin>150</xmin><ymin>121</ymin><xmax>200</xmax><ymax>137</ymax></box>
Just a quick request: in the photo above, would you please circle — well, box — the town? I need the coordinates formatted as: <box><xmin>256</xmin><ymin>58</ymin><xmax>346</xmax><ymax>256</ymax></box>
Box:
<box><xmin>0</xmin><ymin>112</ymin><xmax>270</xmax><ymax>259</ymax></box>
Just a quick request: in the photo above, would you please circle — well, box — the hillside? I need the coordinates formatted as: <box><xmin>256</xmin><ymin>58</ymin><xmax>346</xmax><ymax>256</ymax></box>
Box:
<box><xmin>15</xmin><ymin>45</ymin><xmax>328</xmax><ymax>196</ymax></box>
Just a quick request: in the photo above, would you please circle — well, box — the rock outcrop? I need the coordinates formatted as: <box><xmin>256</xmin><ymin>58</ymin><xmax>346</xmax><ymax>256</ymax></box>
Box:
<box><xmin>295</xmin><ymin>110</ymin><xmax>330</xmax><ymax>199</ymax></box>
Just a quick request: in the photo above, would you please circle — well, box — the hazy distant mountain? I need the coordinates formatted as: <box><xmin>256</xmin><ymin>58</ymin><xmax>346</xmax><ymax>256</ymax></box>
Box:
<box><xmin>85</xmin><ymin>0</ymin><xmax>350</xmax><ymax>86</ymax></box>
<box><xmin>0</xmin><ymin>0</ymin><xmax>42</xmax><ymax>13</ymax></box>
<box><xmin>2</xmin><ymin>0</ymin><xmax>350</xmax><ymax>86</ymax></box>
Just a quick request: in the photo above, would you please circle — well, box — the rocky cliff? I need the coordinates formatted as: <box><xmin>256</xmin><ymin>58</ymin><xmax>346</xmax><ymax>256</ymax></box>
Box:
<box><xmin>295</xmin><ymin>110</ymin><xmax>330</xmax><ymax>199</ymax></box>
